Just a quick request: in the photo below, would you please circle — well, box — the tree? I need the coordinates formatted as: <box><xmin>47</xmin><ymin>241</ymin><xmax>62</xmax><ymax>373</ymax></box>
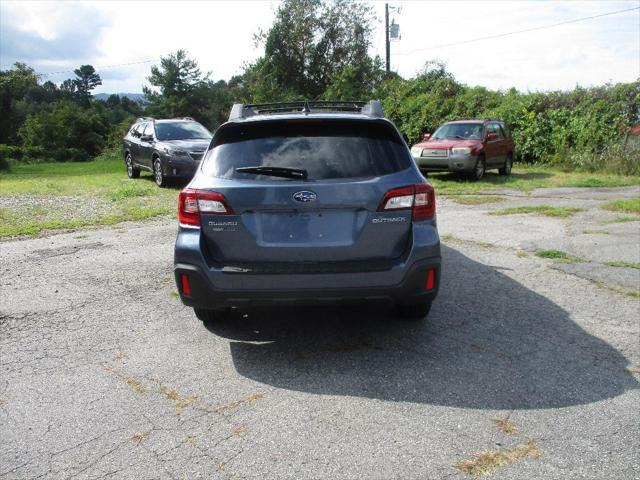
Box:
<box><xmin>19</xmin><ymin>99</ymin><xmax>109</xmax><ymax>161</ymax></box>
<box><xmin>73</xmin><ymin>65</ymin><xmax>102</xmax><ymax>105</ymax></box>
<box><xmin>246</xmin><ymin>0</ymin><xmax>380</xmax><ymax>101</ymax></box>
<box><xmin>143</xmin><ymin>50</ymin><xmax>236</xmax><ymax>129</ymax></box>
<box><xmin>144</xmin><ymin>50</ymin><xmax>207</xmax><ymax>116</ymax></box>
<box><xmin>0</xmin><ymin>63</ymin><xmax>41</xmax><ymax>143</ymax></box>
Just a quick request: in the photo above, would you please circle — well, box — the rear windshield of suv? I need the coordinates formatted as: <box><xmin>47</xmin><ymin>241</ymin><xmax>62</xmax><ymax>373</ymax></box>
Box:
<box><xmin>201</xmin><ymin>120</ymin><xmax>411</xmax><ymax>181</ymax></box>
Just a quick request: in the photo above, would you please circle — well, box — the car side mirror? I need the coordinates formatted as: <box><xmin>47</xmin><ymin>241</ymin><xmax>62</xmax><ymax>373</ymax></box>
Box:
<box><xmin>422</xmin><ymin>133</ymin><xmax>431</xmax><ymax>141</ymax></box>
<box><xmin>486</xmin><ymin>132</ymin><xmax>498</xmax><ymax>141</ymax></box>
<box><xmin>141</xmin><ymin>134</ymin><xmax>153</xmax><ymax>142</ymax></box>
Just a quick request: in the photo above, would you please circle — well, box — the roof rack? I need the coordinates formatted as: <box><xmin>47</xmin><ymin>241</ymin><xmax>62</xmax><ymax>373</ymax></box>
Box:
<box><xmin>228</xmin><ymin>100</ymin><xmax>384</xmax><ymax>121</ymax></box>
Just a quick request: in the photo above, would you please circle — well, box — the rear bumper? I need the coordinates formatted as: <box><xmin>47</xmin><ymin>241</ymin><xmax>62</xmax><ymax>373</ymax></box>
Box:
<box><xmin>175</xmin><ymin>258</ymin><xmax>440</xmax><ymax>308</ymax></box>
<box><xmin>174</xmin><ymin>222</ymin><xmax>441</xmax><ymax>308</ymax></box>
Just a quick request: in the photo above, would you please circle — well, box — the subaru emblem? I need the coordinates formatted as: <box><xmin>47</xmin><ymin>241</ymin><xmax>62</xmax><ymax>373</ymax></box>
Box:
<box><xmin>293</xmin><ymin>191</ymin><xmax>317</xmax><ymax>203</ymax></box>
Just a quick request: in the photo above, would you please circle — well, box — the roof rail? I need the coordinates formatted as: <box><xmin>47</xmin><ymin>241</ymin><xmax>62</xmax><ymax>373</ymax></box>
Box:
<box><xmin>180</xmin><ymin>117</ymin><xmax>194</xmax><ymax>121</ymax></box>
<box><xmin>228</xmin><ymin>100</ymin><xmax>384</xmax><ymax>121</ymax></box>
<box><xmin>136</xmin><ymin>117</ymin><xmax>154</xmax><ymax>122</ymax></box>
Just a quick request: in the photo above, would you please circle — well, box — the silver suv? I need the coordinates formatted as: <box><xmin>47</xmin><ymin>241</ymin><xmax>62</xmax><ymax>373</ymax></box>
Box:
<box><xmin>123</xmin><ymin>117</ymin><xmax>212</xmax><ymax>187</ymax></box>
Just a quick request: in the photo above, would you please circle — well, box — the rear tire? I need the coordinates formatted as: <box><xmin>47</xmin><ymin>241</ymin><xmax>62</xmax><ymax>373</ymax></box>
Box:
<box><xmin>397</xmin><ymin>300</ymin><xmax>432</xmax><ymax>320</ymax></box>
<box><xmin>125</xmin><ymin>154</ymin><xmax>140</xmax><ymax>179</ymax></box>
<box><xmin>194</xmin><ymin>307</ymin><xmax>229</xmax><ymax>323</ymax></box>
<box><xmin>470</xmin><ymin>156</ymin><xmax>486</xmax><ymax>181</ymax></box>
<box><xmin>153</xmin><ymin>158</ymin><xmax>168</xmax><ymax>187</ymax></box>
<box><xmin>499</xmin><ymin>154</ymin><xmax>513</xmax><ymax>176</ymax></box>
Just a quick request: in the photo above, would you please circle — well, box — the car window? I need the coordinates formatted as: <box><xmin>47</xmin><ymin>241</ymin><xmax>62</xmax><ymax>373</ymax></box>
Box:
<box><xmin>202</xmin><ymin>120</ymin><xmax>411</xmax><ymax>181</ymax></box>
<box><xmin>487</xmin><ymin>123</ymin><xmax>503</xmax><ymax>139</ymax></box>
<box><xmin>131</xmin><ymin>123</ymin><xmax>144</xmax><ymax>138</ymax></box>
<box><xmin>142</xmin><ymin>123</ymin><xmax>155</xmax><ymax>137</ymax></box>
<box><xmin>432</xmin><ymin>123</ymin><xmax>483</xmax><ymax>140</ymax></box>
<box><xmin>155</xmin><ymin>122</ymin><xmax>211</xmax><ymax>141</ymax></box>
<box><xmin>500</xmin><ymin>124</ymin><xmax>511</xmax><ymax>138</ymax></box>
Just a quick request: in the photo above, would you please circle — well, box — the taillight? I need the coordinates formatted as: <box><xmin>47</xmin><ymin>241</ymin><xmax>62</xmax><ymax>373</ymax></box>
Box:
<box><xmin>413</xmin><ymin>184</ymin><xmax>436</xmax><ymax>221</ymax></box>
<box><xmin>180</xmin><ymin>274</ymin><xmax>191</xmax><ymax>296</ymax></box>
<box><xmin>425</xmin><ymin>269</ymin><xmax>435</xmax><ymax>290</ymax></box>
<box><xmin>378</xmin><ymin>184</ymin><xmax>436</xmax><ymax>221</ymax></box>
<box><xmin>178</xmin><ymin>188</ymin><xmax>234</xmax><ymax>227</ymax></box>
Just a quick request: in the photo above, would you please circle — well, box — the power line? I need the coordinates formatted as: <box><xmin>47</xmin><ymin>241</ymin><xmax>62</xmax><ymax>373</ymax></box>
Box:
<box><xmin>394</xmin><ymin>6</ymin><xmax>640</xmax><ymax>56</ymax></box>
<box><xmin>39</xmin><ymin>58</ymin><xmax>158</xmax><ymax>77</ymax></box>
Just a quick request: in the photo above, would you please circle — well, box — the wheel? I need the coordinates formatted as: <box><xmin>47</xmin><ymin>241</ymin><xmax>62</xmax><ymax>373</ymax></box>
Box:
<box><xmin>193</xmin><ymin>307</ymin><xmax>229</xmax><ymax>323</ymax></box>
<box><xmin>397</xmin><ymin>300</ymin><xmax>432</xmax><ymax>319</ymax></box>
<box><xmin>153</xmin><ymin>158</ymin><xmax>168</xmax><ymax>187</ymax></box>
<box><xmin>470</xmin><ymin>156</ymin><xmax>486</xmax><ymax>181</ymax></box>
<box><xmin>125</xmin><ymin>153</ymin><xmax>140</xmax><ymax>178</ymax></box>
<box><xmin>499</xmin><ymin>154</ymin><xmax>513</xmax><ymax>176</ymax></box>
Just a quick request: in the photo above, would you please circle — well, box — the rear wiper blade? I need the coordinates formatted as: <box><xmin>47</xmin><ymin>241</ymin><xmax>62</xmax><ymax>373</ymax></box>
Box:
<box><xmin>236</xmin><ymin>166</ymin><xmax>308</xmax><ymax>180</ymax></box>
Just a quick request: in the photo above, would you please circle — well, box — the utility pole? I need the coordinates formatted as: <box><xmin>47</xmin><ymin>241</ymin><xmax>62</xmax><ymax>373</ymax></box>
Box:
<box><xmin>385</xmin><ymin>3</ymin><xmax>390</xmax><ymax>72</ymax></box>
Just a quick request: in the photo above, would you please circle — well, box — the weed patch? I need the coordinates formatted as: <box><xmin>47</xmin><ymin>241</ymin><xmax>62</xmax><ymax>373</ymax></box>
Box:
<box><xmin>449</xmin><ymin>195</ymin><xmax>506</xmax><ymax>205</ymax></box>
<box><xmin>605</xmin><ymin>261</ymin><xmax>640</xmax><ymax>270</ymax></box>
<box><xmin>160</xmin><ymin>385</ymin><xmax>197</xmax><ymax>414</ymax></box>
<box><xmin>455</xmin><ymin>439</ymin><xmax>542</xmax><ymax>477</ymax></box>
<box><xmin>535</xmin><ymin>250</ymin><xmax>583</xmax><ymax>263</ymax></box>
<box><xmin>490</xmin><ymin>206</ymin><xmax>583</xmax><ymax>217</ymax></box>
<box><xmin>602</xmin><ymin>198</ymin><xmax>640</xmax><ymax>214</ymax></box>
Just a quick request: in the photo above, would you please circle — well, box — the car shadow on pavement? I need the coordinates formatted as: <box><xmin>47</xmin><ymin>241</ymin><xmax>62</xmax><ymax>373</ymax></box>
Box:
<box><xmin>204</xmin><ymin>245</ymin><xmax>638</xmax><ymax>410</ymax></box>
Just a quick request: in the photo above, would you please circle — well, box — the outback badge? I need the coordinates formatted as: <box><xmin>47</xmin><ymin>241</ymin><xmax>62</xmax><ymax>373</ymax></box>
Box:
<box><xmin>293</xmin><ymin>191</ymin><xmax>317</xmax><ymax>203</ymax></box>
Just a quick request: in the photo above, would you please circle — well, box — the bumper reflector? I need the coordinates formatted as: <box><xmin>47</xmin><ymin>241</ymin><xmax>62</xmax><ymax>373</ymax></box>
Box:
<box><xmin>180</xmin><ymin>274</ymin><xmax>191</xmax><ymax>296</ymax></box>
<box><xmin>425</xmin><ymin>269</ymin><xmax>435</xmax><ymax>290</ymax></box>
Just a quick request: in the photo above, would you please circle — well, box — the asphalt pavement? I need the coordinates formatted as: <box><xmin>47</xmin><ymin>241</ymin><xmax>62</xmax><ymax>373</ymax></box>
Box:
<box><xmin>1</xmin><ymin>187</ymin><xmax>638</xmax><ymax>479</ymax></box>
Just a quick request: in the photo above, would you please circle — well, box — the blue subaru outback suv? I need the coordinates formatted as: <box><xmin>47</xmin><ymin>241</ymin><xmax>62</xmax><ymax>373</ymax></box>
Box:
<box><xmin>174</xmin><ymin>101</ymin><xmax>441</xmax><ymax>322</ymax></box>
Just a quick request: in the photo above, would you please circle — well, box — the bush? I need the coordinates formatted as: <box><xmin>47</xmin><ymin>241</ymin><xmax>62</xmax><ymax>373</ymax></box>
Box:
<box><xmin>375</xmin><ymin>66</ymin><xmax>639</xmax><ymax>168</ymax></box>
<box><xmin>554</xmin><ymin>143</ymin><xmax>640</xmax><ymax>176</ymax></box>
<box><xmin>0</xmin><ymin>144</ymin><xmax>24</xmax><ymax>170</ymax></box>
<box><xmin>19</xmin><ymin>100</ymin><xmax>109</xmax><ymax>161</ymax></box>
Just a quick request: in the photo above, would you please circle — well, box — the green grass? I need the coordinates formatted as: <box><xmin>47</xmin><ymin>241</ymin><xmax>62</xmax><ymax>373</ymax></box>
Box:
<box><xmin>449</xmin><ymin>195</ymin><xmax>505</xmax><ymax>205</ymax></box>
<box><xmin>605</xmin><ymin>261</ymin><xmax>640</xmax><ymax>270</ymax></box>
<box><xmin>428</xmin><ymin>166</ymin><xmax>640</xmax><ymax>196</ymax></box>
<box><xmin>606</xmin><ymin>215</ymin><xmax>640</xmax><ymax>223</ymax></box>
<box><xmin>489</xmin><ymin>205</ymin><xmax>584</xmax><ymax>217</ymax></box>
<box><xmin>0</xmin><ymin>157</ymin><xmax>178</xmax><ymax>238</ymax></box>
<box><xmin>602</xmin><ymin>198</ymin><xmax>640</xmax><ymax>214</ymax></box>
<box><xmin>535</xmin><ymin>249</ymin><xmax>584</xmax><ymax>263</ymax></box>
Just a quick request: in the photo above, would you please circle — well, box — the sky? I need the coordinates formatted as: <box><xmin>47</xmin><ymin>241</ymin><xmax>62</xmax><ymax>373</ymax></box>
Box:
<box><xmin>1</xmin><ymin>0</ymin><xmax>638</xmax><ymax>94</ymax></box>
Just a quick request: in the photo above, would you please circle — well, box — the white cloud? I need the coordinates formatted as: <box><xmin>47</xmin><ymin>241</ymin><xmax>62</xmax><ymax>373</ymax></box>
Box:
<box><xmin>372</xmin><ymin>0</ymin><xmax>639</xmax><ymax>91</ymax></box>
<box><xmin>1</xmin><ymin>0</ymin><xmax>638</xmax><ymax>93</ymax></box>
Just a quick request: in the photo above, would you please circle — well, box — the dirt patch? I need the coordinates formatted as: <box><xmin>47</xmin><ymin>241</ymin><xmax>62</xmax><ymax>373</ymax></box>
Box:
<box><xmin>33</xmin><ymin>242</ymin><xmax>107</xmax><ymax>259</ymax></box>
<box><xmin>492</xmin><ymin>417</ymin><xmax>519</xmax><ymax>435</ymax></box>
<box><xmin>455</xmin><ymin>438</ymin><xmax>542</xmax><ymax>477</ymax></box>
<box><xmin>131</xmin><ymin>431</ymin><xmax>149</xmax><ymax>446</ymax></box>
<box><xmin>100</xmin><ymin>363</ymin><xmax>148</xmax><ymax>394</ymax></box>
<box><xmin>160</xmin><ymin>385</ymin><xmax>197</xmax><ymax>414</ymax></box>
<box><xmin>214</xmin><ymin>393</ymin><xmax>265</xmax><ymax>414</ymax></box>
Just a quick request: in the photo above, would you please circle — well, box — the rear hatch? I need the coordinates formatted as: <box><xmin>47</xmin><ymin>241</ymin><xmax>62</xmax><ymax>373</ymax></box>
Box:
<box><xmin>192</xmin><ymin>118</ymin><xmax>416</xmax><ymax>272</ymax></box>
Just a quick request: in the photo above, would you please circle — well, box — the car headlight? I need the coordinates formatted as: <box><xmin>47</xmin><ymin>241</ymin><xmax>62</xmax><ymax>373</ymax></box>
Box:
<box><xmin>451</xmin><ymin>147</ymin><xmax>472</xmax><ymax>155</ymax></box>
<box><xmin>165</xmin><ymin>148</ymin><xmax>189</xmax><ymax>157</ymax></box>
<box><xmin>410</xmin><ymin>147</ymin><xmax>422</xmax><ymax>157</ymax></box>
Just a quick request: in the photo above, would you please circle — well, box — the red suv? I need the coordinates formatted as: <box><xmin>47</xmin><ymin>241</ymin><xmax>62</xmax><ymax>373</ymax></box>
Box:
<box><xmin>410</xmin><ymin>119</ymin><xmax>514</xmax><ymax>180</ymax></box>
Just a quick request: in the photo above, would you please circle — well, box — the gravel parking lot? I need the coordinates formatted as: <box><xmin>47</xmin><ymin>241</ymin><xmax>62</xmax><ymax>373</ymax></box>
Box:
<box><xmin>1</xmin><ymin>187</ymin><xmax>639</xmax><ymax>479</ymax></box>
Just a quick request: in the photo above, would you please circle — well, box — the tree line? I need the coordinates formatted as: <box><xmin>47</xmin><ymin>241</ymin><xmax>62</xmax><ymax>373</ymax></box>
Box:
<box><xmin>1</xmin><ymin>0</ymin><xmax>638</xmax><ymax>173</ymax></box>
